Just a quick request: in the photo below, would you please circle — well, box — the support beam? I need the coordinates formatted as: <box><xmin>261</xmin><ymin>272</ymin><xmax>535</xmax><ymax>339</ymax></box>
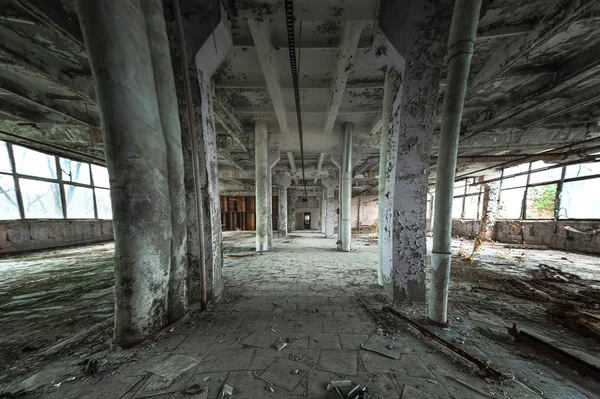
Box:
<box><xmin>216</xmin><ymin>80</ymin><xmax>384</xmax><ymax>90</ymax></box>
<box><xmin>287</xmin><ymin>151</ymin><xmax>298</xmax><ymax>184</ymax></box>
<box><xmin>467</xmin><ymin>0</ymin><xmax>597</xmax><ymax>98</ymax></box>
<box><xmin>142</xmin><ymin>0</ymin><xmax>189</xmax><ymax>323</ymax></box>
<box><xmin>193</xmin><ymin>8</ymin><xmax>232</xmax><ymax>300</ymax></box>
<box><xmin>218</xmin><ymin>149</ymin><xmax>244</xmax><ymax>171</ymax></box>
<box><xmin>324</xmin><ymin>20</ymin><xmax>366</xmax><ymax>135</ymax></box>
<box><xmin>368</xmin><ymin>113</ymin><xmax>383</xmax><ymax>136</ymax></box>
<box><xmin>377</xmin><ymin>70</ymin><xmax>400</xmax><ymax>287</ymax></box>
<box><xmin>430</xmin><ymin>0</ymin><xmax>482</xmax><ymax>325</ymax></box>
<box><xmin>235</xmin><ymin>106</ymin><xmax>380</xmax><ymax>114</ymax></box>
<box><xmin>274</xmin><ymin>174</ymin><xmax>291</xmax><ymax>236</ymax></box>
<box><xmin>379</xmin><ymin>0</ymin><xmax>452</xmax><ymax>304</ymax></box>
<box><xmin>213</xmin><ymin>89</ymin><xmax>248</xmax><ymax>152</ymax></box>
<box><xmin>340</xmin><ymin>122</ymin><xmax>353</xmax><ymax>251</ymax></box>
<box><xmin>76</xmin><ymin>0</ymin><xmax>174</xmax><ymax>345</ymax></box>
<box><xmin>248</xmin><ymin>19</ymin><xmax>288</xmax><ymax>135</ymax></box>
<box><xmin>314</xmin><ymin>152</ymin><xmax>326</xmax><ymax>183</ymax></box>
<box><xmin>476</xmin><ymin>23</ymin><xmax>533</xmax><ymax>39</ymax></box>
<box><xmin>255</xmin><ymin>121</ymin><xmax>269</xmax><ymax>251</ymax></box>
<box><xmin>322</xmin><ymin>178</ymin><xmax>337</xmax><ymax>238</ymax></box>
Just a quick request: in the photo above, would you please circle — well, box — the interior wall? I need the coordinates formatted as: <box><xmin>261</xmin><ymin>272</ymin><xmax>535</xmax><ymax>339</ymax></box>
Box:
<box><xmin>451</xmin><ymin>219</ymin><xmax>600</xmax><ymax>254</ymax></box>
<box><xmin>352</xmin><ymin>196</ymin><xmax>378</xmax><ymax>228</ymax></box>
<box><xmin>295</xmin><ymin>207</ymin><xmax>320</xmax><ymax>230</ymax></box>
<box><xmin>0</xmin><ymin>220</ymin><xmax>114</xmax><ymax>254</ymax></box>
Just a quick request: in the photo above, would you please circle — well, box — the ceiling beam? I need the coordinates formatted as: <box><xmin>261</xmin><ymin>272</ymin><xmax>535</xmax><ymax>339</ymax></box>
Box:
<box><xmin>215</xmin><ymin>80</ymin><xmax>384</xmax><ymax>90</ymax></box>
<box><xmin>314</xmin><ymin>152</ymin><xmax>326</xmax><ymax>183</ymax></box>
<box><xmin>324</xmin><ymin>20</ymin><xmax>366</xmax><ymax>135</ymax></box>
<box><xmin>467</xmin><ymin>0</ymin><xmax>598</xmax><ymax>98</ymax></box>
<box><xmin>213</xmin><ymin>89</ymin><xmax>248</xmax><ymax>152</ymax></box>
<box><xmin>476</xmin><ymin>23</ymin><xmax>534</xmax><ymax>39</ymax></box>
<box><xmin>218</xmin><ymin>149</ymin><xmax>244</xmax><ymax>171</ymax></box>
<box><xmin>463</xmin><ymin>40</ymin><xmax>600</xmax><ymax>140</ymax></box>
<box><xmin>0</xmin><ymin>45</ymin><xmax>95</xmax><ymax>102</ymax></box>
<box><xmin>248</xmin><ymin>19</ymin><xmax>289</xmax><ymax>135</ymax></box>
<box><xmin>287</xmin><ymin>151</ymin><xmax>298</xmax><ymax>184</ymax></box>
<box><xmin>235</xmin><ymin>106</ymin><xmax>380</xmax><ymax>114</ymax></box>
<box><xmin>368</xmin><ymin>113</ymin><xmax>382</xmax><ymax>135</ymax></box>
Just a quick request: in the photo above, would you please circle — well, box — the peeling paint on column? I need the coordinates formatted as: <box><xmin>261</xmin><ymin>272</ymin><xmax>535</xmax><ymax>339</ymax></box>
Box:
<box><xmin>142</xmin><ymin>0</ymin><xmax>188</xmax><ymax>323</ymax></box>
<box><xmin>288</xmin><ymin>189</ymin><xmax>299</xmax><ymax>233</ymax></box>
<box><xmin>196</xmin><ymin>72</ymin><xmax>223</xmax><ymax>299</ymax></box>
<box><xmin>379</xmin><ymin>0</ymin><xmax>453</xmax><ymax>302</ymax></box>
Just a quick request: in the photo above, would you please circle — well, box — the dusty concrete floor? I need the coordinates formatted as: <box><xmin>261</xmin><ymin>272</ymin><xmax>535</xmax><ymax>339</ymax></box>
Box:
<box><xmin>1</xmin><ymin>231</ymin><xmax>599</xmax><ymax>398</ymax></box>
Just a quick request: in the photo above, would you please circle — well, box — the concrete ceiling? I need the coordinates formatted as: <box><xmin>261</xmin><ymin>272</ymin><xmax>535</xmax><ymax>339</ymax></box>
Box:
<box><xmin>0</xmin><ymin>0</ymin><xmax>599</xmax><ymax>196</ymax></box>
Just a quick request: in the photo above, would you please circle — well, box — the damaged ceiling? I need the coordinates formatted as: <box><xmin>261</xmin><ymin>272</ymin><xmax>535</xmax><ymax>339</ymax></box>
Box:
<box><xmin>0</xmin><ymin>0</ymin><xmax>599</xmax><ymax>195</ymax></box>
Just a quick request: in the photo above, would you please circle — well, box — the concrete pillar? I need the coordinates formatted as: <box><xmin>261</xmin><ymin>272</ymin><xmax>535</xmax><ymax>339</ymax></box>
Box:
<box><xmin>430</xmin><ymin>0</ymin><xmax>483</xmax><ymax>324</ymax></box>
<box><xmin>76</xmin><ymin>0</ymin><xmax>174</xmax><ymax>344</ymax></box>
<box><xmin>377</xmin><ymin>71</ymin><xmax>401</xmax><ymax>287</ymax></box>
<box><xmin>275</xmin><ymin>175</ymin><xmax>291</xmax><ymax>236</ymax></box>
<box><xmin>322</xmin><ymin>178</ymin><xmax>337</xmax><ymax>238</ymax></box>
<box><xmin>255</xmin><ymin>121</ymin><xmax>269</xmax><ymax>251</ymax></box>
<box><xmin>142</xmin><ymin>0</ymin><xmax>188</xmax><ymax>323</ymax></box>
<box><xmin>321</xmin><ymin>189</ymin><xmax>326</xmax><ymax>234</ymax></box>
<box><xmin>378</xmin><ymin>0</ymin><xmax>453</xmax><ymax>303</ymax></box>
<box><xmin>341</xmin><ymin>123</ymin><xmax>353</xmax><ymax>251</ymax></box>
<box><xmin>288</xmin><ymin>189</ymin><xmax>299</xmax><ymax>232</ymax></box>
<box><xmin>266</xmin><ymin>149</ymin><xmax>280</xmax><ymax>247</ymax></box>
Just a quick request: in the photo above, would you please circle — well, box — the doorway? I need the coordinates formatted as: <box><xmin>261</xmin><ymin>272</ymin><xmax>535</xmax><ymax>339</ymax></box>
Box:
<box><xmin>303</xmin><ymin>212</ymin><xmax>311</xmax><ymax>229</ymax></box>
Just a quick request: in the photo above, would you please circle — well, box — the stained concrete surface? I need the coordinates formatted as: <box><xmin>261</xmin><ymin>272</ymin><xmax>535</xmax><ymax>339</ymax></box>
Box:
<box><xmin>1</xmin><ymin>232</ymin><xmax>599</xmax><ymax>398</ymax></box>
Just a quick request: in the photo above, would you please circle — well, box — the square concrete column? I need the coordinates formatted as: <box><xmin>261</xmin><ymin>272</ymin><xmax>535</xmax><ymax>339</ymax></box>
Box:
<box><xmin>321</xmin><ymin>189</ymin><xmax>327</xmax><ymax>234</ymax></box>
<box><xmin>378</xmin><ymin>0</ymin><xmax>453</xmax><ymax>303</ymax></box>
<box><xmin>288</xmin><ymin>189</ymin><xmax>299</xmax><ymax>233</ymax></box>
<box><xmin>255</xmin><ymin>122</ymin><xmax>269</xmax><ymax>251</ymax></box>
<box><xmin>76</xmin><ymin>0</ymin><xmax>181</xmax><ymax>345</ymax></box>
<box><xmin>322</xmin><ymin>178</ymin><xmax>337</xmax><ymax>238</ymax></box>
<box><xmin>274</xmin><ymin>174</ymin><xmax>291</xmax><ymax>236</ymax></box>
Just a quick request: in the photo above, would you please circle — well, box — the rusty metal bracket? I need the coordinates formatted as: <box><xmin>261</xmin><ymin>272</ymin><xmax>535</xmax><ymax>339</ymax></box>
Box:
<box><xmin>508</xmin><ymin>323</ymin><xmax>600</xmax><ymax>382</ymax></box>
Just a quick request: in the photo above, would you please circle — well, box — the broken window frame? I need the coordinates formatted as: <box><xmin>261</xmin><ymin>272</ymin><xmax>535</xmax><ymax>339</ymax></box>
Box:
<box><xmin>495</xmin><ymin>160</ymin><xmax>600</xmax><ymax>221</ymax></box>
<box><xmin>451</xmin><ymin>177</ymin><xmax>484</xmax><ymax>220</ymax></box>
<box><xmin>0</xmin><ymin>140</ymin><xmax>112</xmax><ymax>221</ymax></box>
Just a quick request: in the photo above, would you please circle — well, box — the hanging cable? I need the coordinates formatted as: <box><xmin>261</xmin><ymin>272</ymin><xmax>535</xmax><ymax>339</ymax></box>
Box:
<box><xmin>284</xmin><ymin>0</ymin><xmax>308</xmax><ymax>200</ymax></box>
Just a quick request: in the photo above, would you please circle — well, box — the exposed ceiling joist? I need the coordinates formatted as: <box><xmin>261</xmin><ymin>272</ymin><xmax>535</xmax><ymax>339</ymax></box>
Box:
<box><xmin>213</xmin><ymin>89</ymin><xmax>248</xmax><ymax>152</ymax></box>
<box><xmin>368</xmin><ymin>113</ymin><xmax>382</xmax><ymax>135</ymax></box>
<box><xmin>215</xmin><ymin>80</ymin><xmax>384</xmax><ymax>90</ymax></box>
<box><xmin>287</xmin><ymin>151</ymin><xmax>298</xmax><ymax>184</ymax></box>
<box><xmin>314</xmin><ymin>152</ymin><xmax>325</xmax><ymax>183</ymax></box>
<box><xmin>235</xmin><ymin>106</ymin><xmax>379</xmax><ymax>114</ymax></box>
<box><xmin>476</xmin><ymin>23</ymin><xmax>534</xmax><ymax>39</ymax></box>
<box><xmin>323</xmin><ymin>20</ymin><xmax>365</xmax><ymax>135</ymax></box>
<box><xmin>218</xmin><ymin>149</ymin><xmax>244</xmax><ymax>171</ymax></box>
<box><xmin>248</xmin><ymin>19</ymin><xmax>289</xmax><ymax>135</ymax></box>
<box><xmin>467</xmin><ymin>0</ymin><xmax>598</xmax><ymax>98</ymax></box>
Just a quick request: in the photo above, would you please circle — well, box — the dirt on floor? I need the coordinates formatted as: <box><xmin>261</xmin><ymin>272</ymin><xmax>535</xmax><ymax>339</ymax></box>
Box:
<box><xmin>0</xmin><ymin>232</ymin><xmax>599</xmax><ymax>398</ymax></box>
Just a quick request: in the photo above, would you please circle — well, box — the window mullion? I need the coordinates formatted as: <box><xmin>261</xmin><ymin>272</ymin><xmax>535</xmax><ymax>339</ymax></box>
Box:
<box><xmin>7</xmin><ymin>143</ymin><xmax>25</xmax><ymax>219</ymax></box>
<box><xmin>56</xmin><ymin>155</ymin><xmax>67</xmax><ymax>219</ymax></box>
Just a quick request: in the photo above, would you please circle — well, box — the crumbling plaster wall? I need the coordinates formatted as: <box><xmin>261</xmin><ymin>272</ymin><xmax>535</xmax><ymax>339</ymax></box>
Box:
<box><xmin>451</xmin><ymin>219</ymin><xmax>600</xmax><ymax>254</ymax></box>
<box><xmin>0</xmin><ymin>220</ymin><xmax>113</xmax><ymax>254</ymax></box>
<box><xmin>352</xmin><ymin>196</ymin><xmax>378</xmax><ymax>229</ymax></box>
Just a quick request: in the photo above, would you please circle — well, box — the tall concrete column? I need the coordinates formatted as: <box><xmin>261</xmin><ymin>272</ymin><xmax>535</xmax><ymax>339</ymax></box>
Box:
<box><xmin>321</xmin><ymin>189</ymin><xmax>327</xmax><ymax>234</ymax></box>
<box><xmin>76</xmin><ymin>0</ymin><xmax>173</xmax><ymax>344</ymax></box>
<box><xmin>377</xmin><ymin>70</ymin><xmax>401</xmax><ymax>287</ymax></box>
<box><xmin>266</xmin><ymin>149</ymin><xmax>279</xmax><ymax>248</ymax></box>
<box><xmin>275</xmin><ymin>175</ymin><xmax>291</xmax><ymax>236</ymax></box>
<box><xmin>378</xmin><ymin>0</ymin><xmax>453</xmax><ymax>303</ymax></box>
<box><xmin>288</xmin><ymin>189</ymin><xmax>299</xmax><ymax>232</ymax></box>
<box><xmin>255</xmin><ymin>121</ymin><xmax>269</xmax><ymax>251</ymax></box>
<box><xmin>142</xmin><ymin>0</ymin><xmax>188</xmax><ymax>323</ymax></box>
<box><xmin>323</xmin><ymin>178</ymin><xmax>337</xmax><ymax>238</ymax></box>
<box><xmin>430</xmin><ymin>0</ymin><xmax>483</xmax><ymax>324</ymax></box>
<box><xmin>341</xmin><ymin>123</ymin><xmax>353</xmax><ymax>251</ymax></box>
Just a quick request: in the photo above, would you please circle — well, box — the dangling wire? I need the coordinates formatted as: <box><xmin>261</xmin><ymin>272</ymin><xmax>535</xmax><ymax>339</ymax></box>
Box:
<box><xmin>284</xmin><ymin>0</ymin><xmax>308</xmax><ymax>200</ymax></box>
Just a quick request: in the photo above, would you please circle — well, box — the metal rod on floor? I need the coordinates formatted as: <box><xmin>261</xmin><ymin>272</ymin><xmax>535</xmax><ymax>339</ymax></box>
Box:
<box><xmin>430</xmin><ymin>0</ymin><xmax>483</xmax><ymax>324</ymax></box>
<box><xmin>173</xmin><ymin>0</ymin><xmax>207</xmax><ymax>311</ymax></box>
